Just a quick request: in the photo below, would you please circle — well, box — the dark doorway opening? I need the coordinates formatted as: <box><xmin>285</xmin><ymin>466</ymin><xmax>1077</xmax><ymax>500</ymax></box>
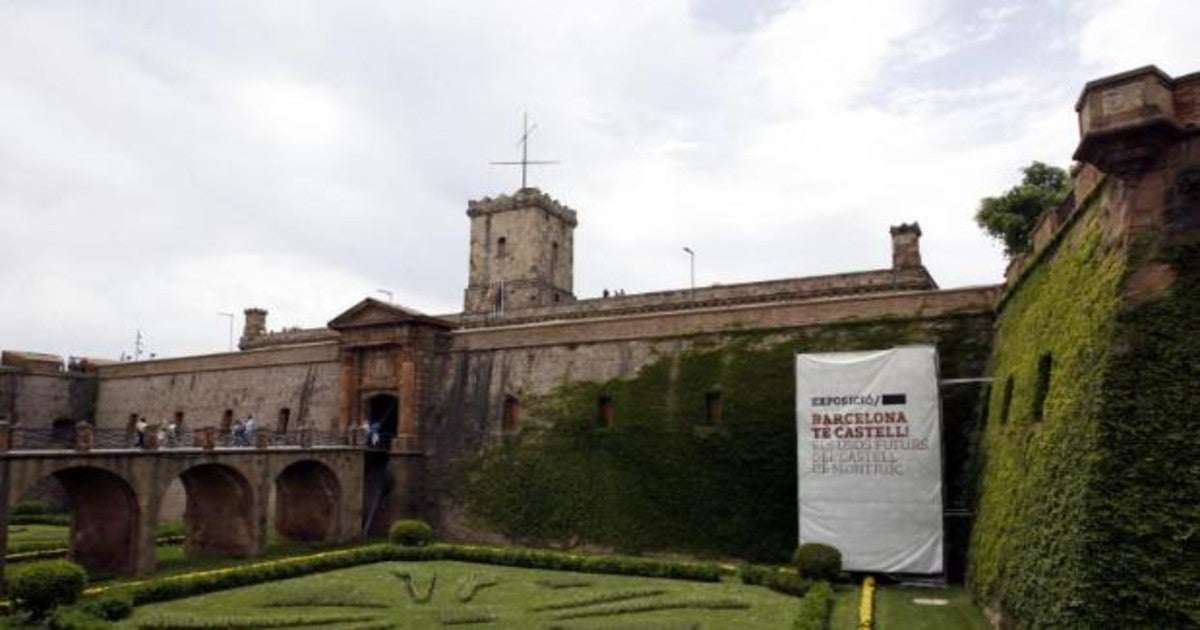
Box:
<box><xmin>367</xmin><ymin>393</ymin><xmax>399</xmax><ymax>446</ymax></box>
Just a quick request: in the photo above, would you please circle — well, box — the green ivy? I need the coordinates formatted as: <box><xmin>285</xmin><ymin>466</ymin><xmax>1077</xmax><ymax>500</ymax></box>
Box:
<box><xmin>459</xmin><ymin>317</ymin><xmax>992</xmax><ymax>563</ymax></box>
<box><xmin>969</xmin><ymin>188</ymin><xmax>1200</xmax><ymax>627</ymax></box>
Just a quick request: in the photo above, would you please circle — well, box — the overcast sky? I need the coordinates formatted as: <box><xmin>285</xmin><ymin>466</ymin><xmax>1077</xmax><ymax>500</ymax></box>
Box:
<box><xmin>2</xmin><ymin>0</ymin><xmax>1198</xmax><ymax>361</ymax></box>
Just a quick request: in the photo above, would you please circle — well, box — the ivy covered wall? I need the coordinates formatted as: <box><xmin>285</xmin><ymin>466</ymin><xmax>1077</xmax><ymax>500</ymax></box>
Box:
<box><xmin>968</xmin><ymin>179</ymin><xmax>1200</xmax><ymax>627</ymax></box>
<box><xmin>452</xmin><ymin>314</ymin><xmax>992</xmax><ymax>568</ymax></box>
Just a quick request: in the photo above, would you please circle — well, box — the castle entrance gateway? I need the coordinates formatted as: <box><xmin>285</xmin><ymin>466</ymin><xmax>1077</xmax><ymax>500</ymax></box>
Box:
<box><xmin>327</xmin><ymin>298</ymin><xmax>452</xmax><ymax>447</ymax></box>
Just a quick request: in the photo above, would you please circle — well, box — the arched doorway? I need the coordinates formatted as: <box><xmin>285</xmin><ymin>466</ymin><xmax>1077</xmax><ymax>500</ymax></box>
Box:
<box><xmin>366</xmin><ymin>393</ymin><xmax>399</xmax><ymax>445</ymax></box>
<box><xmin>274</xmin><ymin>461</ymin><xmax>340</xmax><ymax>543</ymax></box>
<box><xmin>10</xmin><ymin>467</ymin><xmax>140</xmax><ymax>575</ymax></box>
<box><xmin>175</xmin><ymin>464</ymin><xmax>256</xmax><ymax>557</ymax></box>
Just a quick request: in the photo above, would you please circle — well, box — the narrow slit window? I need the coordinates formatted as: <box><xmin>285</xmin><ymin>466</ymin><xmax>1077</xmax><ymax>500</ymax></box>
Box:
<box><xmin>221</xmin><ymin>409</ymin><xmax>234</xmax><ymax>434</ymax></box>
<box><xmin>278</xmin><ymin>408</ymin><xmax>291</xmax><ymax>434</ymax></box>
<box><xmin>598</xmin><ymin>395</ymin><xmax>614</xmax><ymax>428</ymax></box>
<box><xmin>502</xmin><ymin>395</ymin><xmax>520</xmax><ymax>433</ymax></box>
<box><xmin>497</xmin><ymin>237</ymin><xmax>507</xmax><ymax>258</ymax></box>
<box><xmin>1000</xmin><ymin>377</ymin><xmax>1014</xmax><ymax>424</ymax></box>
<box><xmin>705</xmin><ymin>391</ymin><xmax>722</xmax><ymax>425</ymax></box>
<box><xmin>1033</xmin><ymin>354</ymin><xmax>1053</xmax><ymax>422</ymax></box>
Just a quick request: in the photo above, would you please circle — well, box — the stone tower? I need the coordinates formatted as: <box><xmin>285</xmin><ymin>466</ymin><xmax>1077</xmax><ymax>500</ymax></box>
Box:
<box><xmin>464</xmin><ymin>188</ymin><xmax>577</xmax><ymax>313</ymax></box>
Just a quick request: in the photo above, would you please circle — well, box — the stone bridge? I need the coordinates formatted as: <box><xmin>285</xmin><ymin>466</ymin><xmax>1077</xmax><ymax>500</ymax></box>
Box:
<box><xmin>0</xmin><ymin>424</ymin><xmax>421</xmax><ymax>593</ymax></box>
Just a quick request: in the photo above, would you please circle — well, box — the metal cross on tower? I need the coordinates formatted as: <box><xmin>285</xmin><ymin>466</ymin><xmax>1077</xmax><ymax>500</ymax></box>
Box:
<box><xmin>491</xmin><ymin>112</ymin><xmax>559</xmax><ymax>190</ymax></box>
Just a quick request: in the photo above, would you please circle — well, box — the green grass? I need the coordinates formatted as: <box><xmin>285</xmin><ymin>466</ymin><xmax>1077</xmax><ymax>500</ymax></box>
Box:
<box><xmin>874</xmin><ymin>585</ymin><xmax>987</xmax><ymax>630</ymax></box>
<box><xmin>830</xmin><ymin>583</ymin><xmax>860</xmax><ymax>629</ymax></box>
<box><xmin>6</xmin><ymin>523</ymin><xmax>188</xmax><ymax>557</ymax></box>
<box><xmin>120</xmin><ymin>561</ymin><xmax>805</xmax><ymax>629</ymax></box>
<box><xmin>4</xmin><ymin>524</ymin><xmax>70</xmax><ymax>554</ymax></box>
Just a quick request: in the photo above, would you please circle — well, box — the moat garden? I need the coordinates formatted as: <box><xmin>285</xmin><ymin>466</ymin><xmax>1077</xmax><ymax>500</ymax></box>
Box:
<box><xmin>3</xmin><ymin>518</ymin><xmax>986</xmax><ymax>629</ymax></box>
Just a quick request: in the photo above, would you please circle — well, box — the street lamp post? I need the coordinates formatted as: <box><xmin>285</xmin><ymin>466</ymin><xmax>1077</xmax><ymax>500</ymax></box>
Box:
<box><xmin>682</xmin><ymin>247</ymin><xmax>695</xmax><ymax>300</ymax></box>
<box><xmin>217</xmin><ymin>312</ymin><xmax>234</xmax><ymax>351</ymax></box>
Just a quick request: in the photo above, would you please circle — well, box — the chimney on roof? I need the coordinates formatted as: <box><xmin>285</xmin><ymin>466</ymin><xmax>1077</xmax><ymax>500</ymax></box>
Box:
<box><xmin>242</xmin><ymin>308</ymin><xmax>267</xmax><ymax>344</ymax></box>
<box><xmin>890</xmin><ymin>223</ymin><xmax>922</xmax><ymax>270</ymax></box>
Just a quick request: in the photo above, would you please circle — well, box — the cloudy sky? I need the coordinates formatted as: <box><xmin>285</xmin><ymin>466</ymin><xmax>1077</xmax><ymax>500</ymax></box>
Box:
<box><xmin>2</xmin><ymin>0</ymin><xmax>1198</xmax><ymax>360</ymax></box>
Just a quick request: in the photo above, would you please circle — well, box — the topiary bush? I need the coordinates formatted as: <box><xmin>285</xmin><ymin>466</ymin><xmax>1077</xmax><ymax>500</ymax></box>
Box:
<box><xmin>82</xmin><ymin>592</ymin><xmax>134</xmax><ymax>621</ymax></box>
<box><xmin>9</xmin><ymin>559</ymin><xmax>89</xmax><ymax>620</ymax></box>
<box><xmin>389</xmin><ymin>519</ymin><xmax>435</xmax><ymax>547</ymax></box>
<box><xmin>793</xmin><ymin>543</ymin><xmax>842</xmax><ymax>581</ymax></box>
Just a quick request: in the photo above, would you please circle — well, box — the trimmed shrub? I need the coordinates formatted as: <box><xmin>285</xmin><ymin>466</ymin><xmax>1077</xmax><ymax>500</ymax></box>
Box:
<box><xmin>738</xmin><ymin>564</ymin><xmax>813</xmax><ymax>597</ymax></box>
<box><xmin>793</xmin><ymin>543</ymin><xmax>841</xmax><ymax>581</ymax></box>
<box><xmin>792</xmin><ymin>581</ymin><xmax>833</xmax><ymax>630</ymax></box>
<box><xmin>47</xmin><ymin>605</ymin><xmax>113</xmax><ymax>630</ymax></box>
<box><xmin>81</xmin><ymin>592</ymin><xmax>134</xmax><ymax>621</ymax></box>
<box><xmin>389</xmin><ymin>519</ymin><xmax>435</xmax><ymax>547</ymax></box>
<box><xmin>9</xmin><ymin>559</ymin><xmax>88</xmax><ymax>620</ymax></box>
<box><xmin>13</xmin><ymin>499</ymin><xmax>50</xmax><ymax>516</ymax></box>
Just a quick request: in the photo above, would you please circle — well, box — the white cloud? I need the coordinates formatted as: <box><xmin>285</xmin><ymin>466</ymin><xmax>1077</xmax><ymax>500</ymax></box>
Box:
<box><xmin>3</xmin><ymin>0</ymin><xmax>1193</xmax><ymax>360</ymax></box>
<box><xmin>1079</xmin><ymin>0</ymin><xmax>1200</xmax><ymax>74</ymax></box>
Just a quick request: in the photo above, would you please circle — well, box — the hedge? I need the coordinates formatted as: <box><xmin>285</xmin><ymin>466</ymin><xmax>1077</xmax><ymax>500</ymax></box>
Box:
<box><xmin>738</xmin><ymin>564</ymin><xmax>814</xmax><ymax>598</ymax></box>
<box><xmin>792</xmin><ymin>581</ymin><xmax>833</xmax><ymax>630</ymax></box>
<box><xmin>89</xmin><ymin>543</ymin><xmax>721</xmax><ymax>606</ymax></box>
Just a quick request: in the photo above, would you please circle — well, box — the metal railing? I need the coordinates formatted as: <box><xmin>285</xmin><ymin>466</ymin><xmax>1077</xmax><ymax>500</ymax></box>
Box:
<box><xmin>0</xmin><ymin>424</ymin><xmax>356</xmax><ymax>453</ymax></box>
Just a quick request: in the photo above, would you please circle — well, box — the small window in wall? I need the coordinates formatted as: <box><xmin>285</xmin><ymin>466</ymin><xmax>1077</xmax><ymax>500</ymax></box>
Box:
<box><xmin>277</xmin><ymin>408</ymin><xmax>291</xmax><ymax>434</ymax></box>
<box><xmin>597</xmin><ymin>395</ymin><xmax>614</xmax><ymax>428</ymax></box>
<box><xmin>704</xmin><ymin>391</ymin><xmax>722</xmax><ymax>425</ymax></box>
<box><xmin>502</xmin><ymin>396</ymin><xmax>520</xmax><ymax>433</ymax></box>
<box><xmin>497</xmin><ymin>237</ymin><xmax>507</xmax><ymax>258</ymax></box>
<box><xmin>174</xmin><ymin>411</ymin><xmax>185</xmax><ymax>431</ymax></box>
<box><xmin>221</xmin><ymin>409</ymin><xmax>234</xmax><ymax>434</ymax></box>
<box><xmin>551</xmin><ymin>241</ymin><xmax>559</xmax><ymax>273</ymax></box>
<box><xmin>1000</xmin><ymin>376</ymin><xmax>1014</xmax><ymax>424</ymax></box>
<box><xmin>1032</xmin><ymin>354</ymin><xmax>1053</xmax><ymax>422</ymax></box>
<box><xmin>127</xmin><ymin>413</ymin><xmax>139</xmax><ymax>438</ymax></box>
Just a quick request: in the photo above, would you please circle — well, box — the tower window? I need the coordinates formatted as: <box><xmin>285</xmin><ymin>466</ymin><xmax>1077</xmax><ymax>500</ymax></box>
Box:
<box><xmin>497</xmin><ymin>237</ymin><xmax>507</xmax><ymax>258</ymax></box>
<box><xmin>221</xmin><ymin>409</ymin><xmax>234</xmax><ymax>434</ymax></box>
<box><xmin>551</xmin><ymin>241</ymin><xmax>559</xmax><ymax>274</ymax></box>
<box><xmin>277</xmin><ymin>408</ymin><xmax>291</xmax><ymax>434</ymax></box>
<box><xmin>597</xmin><ymin>395</ymin><xmax>614</xmax><ymax>428</ymax></box>
<box><xmin>174</xmin><ymin>411</ymin><xmax>185</xmax><ymax>431</ymax></box>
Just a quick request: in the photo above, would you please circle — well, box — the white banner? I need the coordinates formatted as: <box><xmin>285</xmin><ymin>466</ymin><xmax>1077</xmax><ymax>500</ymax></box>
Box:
<box><xmin>796</xmin><ymin>346</ymin><xmax>943</xmax><ymax>574</ymax></box>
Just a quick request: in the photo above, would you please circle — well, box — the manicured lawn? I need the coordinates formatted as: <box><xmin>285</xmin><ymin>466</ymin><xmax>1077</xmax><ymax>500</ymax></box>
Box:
<box><xmin>875</xmin><ymin>584</ymin><xmax>987</xmax><ymax>630</ymax></box>
<box><xmin>830</xmin><ymin>583</ymin><xmax>860</xmax><ymax>629</ymax></box>
<box><xmin>5</xmin><ymin>524</ymin><xmax>68</xmax><ymax>554</ymax></box>
<box><xmin>122</xmin><ymin>561</ymin><xmax>807</xmax><ymax>629</ymax></box>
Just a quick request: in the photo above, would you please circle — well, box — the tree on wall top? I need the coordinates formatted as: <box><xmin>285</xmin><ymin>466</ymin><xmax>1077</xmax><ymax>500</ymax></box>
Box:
<box><xmin>975</xmin><ymin>161</ymin><xmax>1071</xmax><ymax>256</ymax></box>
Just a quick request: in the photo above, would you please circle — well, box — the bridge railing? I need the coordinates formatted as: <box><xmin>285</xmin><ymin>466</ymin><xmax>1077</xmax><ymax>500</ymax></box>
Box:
<box><xmin>0</xmin><ymin>422</ymin><xmax>357</xmax><ymax>453</ymax></box>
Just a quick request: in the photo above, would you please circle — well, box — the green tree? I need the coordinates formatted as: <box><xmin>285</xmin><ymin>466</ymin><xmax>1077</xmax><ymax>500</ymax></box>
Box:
<box><xmin>975</xmin><ymin>161</ymin><xmax>1071</xmax><ymax>256</ymax></box>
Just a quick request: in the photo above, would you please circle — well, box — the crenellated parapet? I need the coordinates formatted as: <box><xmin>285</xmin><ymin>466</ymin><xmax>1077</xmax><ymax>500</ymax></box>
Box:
<box><xmin>467</xmin><ymin>187</ymin><xmax>578</xmax><ymax>226</ymax></box>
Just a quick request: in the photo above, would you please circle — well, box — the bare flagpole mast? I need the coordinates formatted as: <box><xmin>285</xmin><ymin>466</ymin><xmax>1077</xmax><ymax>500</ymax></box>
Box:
<box><xmin>491</xmin><ymin>112</ymin><xmax>559</xmax><ymax>190</ymax></box>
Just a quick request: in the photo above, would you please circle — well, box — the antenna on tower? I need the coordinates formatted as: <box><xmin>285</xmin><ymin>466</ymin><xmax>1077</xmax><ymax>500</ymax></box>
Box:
<box><xmin>490</xmin><ymin>112</ymin><xmax>560</xmax><ymax>190</ymax></box>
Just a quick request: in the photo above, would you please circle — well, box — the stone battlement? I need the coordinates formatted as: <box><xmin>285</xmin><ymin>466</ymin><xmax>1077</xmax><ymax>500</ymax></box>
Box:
<box><xmin>466</xmin><ymin>187</ymin><xmax>578</xmax><ymax>226</ymax></box>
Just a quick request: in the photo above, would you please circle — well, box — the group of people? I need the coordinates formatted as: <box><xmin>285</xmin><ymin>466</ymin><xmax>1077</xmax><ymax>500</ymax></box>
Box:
<box><xmin>131</xmin><ymin>417</ymin><xmax>180</xmax><ymax>448</ymax></box>
<box><xmin>358</xmin><ymin>419</ymin><xmax>385</xmax><ymax>448</ymax></box>
<box><xmin>130</xmin><ymin>413</ymin><xmax>261</xmax><ymax>448</ymax></box>
<box><xmin>231</xmin><ymin>414</ymin><xmax>257</xmax><ymax>446</ymax></box>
